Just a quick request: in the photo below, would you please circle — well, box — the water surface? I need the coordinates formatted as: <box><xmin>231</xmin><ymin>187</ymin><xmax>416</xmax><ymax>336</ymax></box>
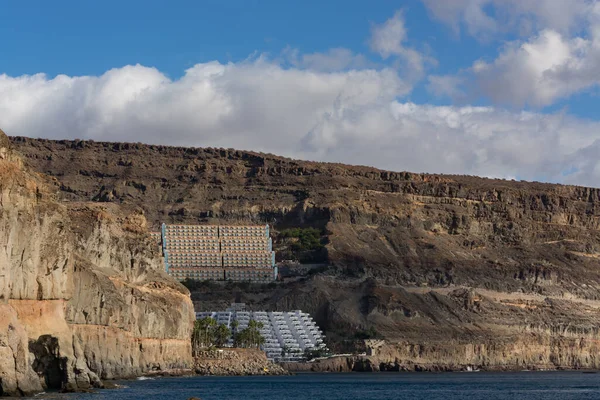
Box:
<box><xmin>30</xmin><ymin>372</ymin><xmax>600</xmax><ymax>400</ymax></box>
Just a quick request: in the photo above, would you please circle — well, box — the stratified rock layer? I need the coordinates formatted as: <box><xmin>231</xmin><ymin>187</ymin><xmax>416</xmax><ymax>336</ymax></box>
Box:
<box><xmin>0</xmin><ymin>131</ymin><xmax>194</xmax><ymax>396</ymax></box>
<box><xmin>10</xmin><ymin>135</ymin><xmax>600</xmax><ymax>371</ymax></box>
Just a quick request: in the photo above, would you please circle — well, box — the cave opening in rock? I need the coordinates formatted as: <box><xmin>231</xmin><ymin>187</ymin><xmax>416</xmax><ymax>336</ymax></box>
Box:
<box><xmin>29</xmin><ymin>335</ymin><xmax>67</xmax><ymax>390</ymax></box>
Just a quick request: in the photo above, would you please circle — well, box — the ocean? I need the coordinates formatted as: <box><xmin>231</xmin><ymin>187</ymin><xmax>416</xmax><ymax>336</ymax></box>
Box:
<box><xmin>28</xmin><ymin>372</ymin><xmax>600</xmax><ymax>400</ymax></box>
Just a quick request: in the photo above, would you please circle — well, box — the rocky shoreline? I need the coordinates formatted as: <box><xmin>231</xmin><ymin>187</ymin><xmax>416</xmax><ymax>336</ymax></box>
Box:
<box><xmin>282</xmin><ymin>356</ymin><xmax>591</xmax><ymax>373</ymax></box>
<box><xmin>193</xmin><ymin>349</ymin><xmax>288</xmax><ymax>376</ymax></box>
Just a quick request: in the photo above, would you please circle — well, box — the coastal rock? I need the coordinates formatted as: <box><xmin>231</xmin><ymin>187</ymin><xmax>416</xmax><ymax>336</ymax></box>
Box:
<box><xmin>194</xmin><ymin>349</ymin><xmax>288</xmax><ymax>376</ymax></box>
<box><xmin>0</xmin><ymin>130</ymin><xmax>194</xmax><ymax>396</ymax></box>
<box><xmin>284</xmin><ymin>333</ymin><xmax>600</xmax><ymax>372</ymax></box>
<box><xmin>10</xmin><ymin>135</ymin><xmax>600</xmax><ymax>372</ymax></box>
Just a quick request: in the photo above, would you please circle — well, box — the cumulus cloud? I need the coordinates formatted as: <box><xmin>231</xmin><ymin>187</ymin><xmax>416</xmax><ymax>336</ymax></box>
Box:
<box><xmin>369</xmin><ymin>11</ymin><xmax>433</xmax><ymax>79</ymax></box>
<box><xmin>424</xmin><ymin>1</ymin><xmax>600</xmax><ymax>107</ymax></box>
<box><xmin>473</xmin><ymin>29</ymin><xmax>600</xmax><ymax>107</ymax></box>
<box><xmin>421</xmin><ymin>0</ymin><xmax>497</xmax><ymax>39</ymax></box>
<box><xmin>279</xmin><ymin>10</ymin><xmax>431</xmax><ymax>78</ymax></box>
<box><xmin>422</xmin><ymin>0</ymin><xmax>595</xmax><ymax>39</ymax></box>
<box><xmin>2</xmin><ymin>61</ymin><xmax>600</xmax><ymax>187</ymax></box>
<box><xmin>430</xmin><ymin>27</ymin><xmax>600</xmax><ymax>107</ymax></box>
<box><xmin>426</xmin><ymin>75</ymin><xmax>466</xmax><ymax>100</ymax></box>
<box><xmin>282</xmin><ymin>47</ymin><xmax>374</xmax><ymax>72</ymax></box>
<box><xmin>0</xmin><ymin>60</ymin><xmax>409</xmax><ymax>153</ymax></box>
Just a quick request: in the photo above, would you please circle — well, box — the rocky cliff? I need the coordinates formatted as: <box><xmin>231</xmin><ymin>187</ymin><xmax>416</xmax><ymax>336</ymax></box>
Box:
<box><xmin>0</xmin><ymin>132</ymin><xmax>195</xmax><ymax>396</ymax></box>
<box><xmin>9</xmin><ymin>135</ymin><xmax>600</xmax><ymax>371</ymax></box>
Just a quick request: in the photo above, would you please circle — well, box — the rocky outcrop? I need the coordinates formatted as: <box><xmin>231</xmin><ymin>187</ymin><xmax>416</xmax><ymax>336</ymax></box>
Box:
<box><xmin>0</xmin><ymin>131</ymin><xmax>194</xmax><ymax>396</ymax></box>
<box><xmin>9</xmin><ymin>135</ymin><xmax>600</xmax><ymax>372</ymax></box>
<box><xmin>193</xmin><ymin>349</ymin><xmax>287</xmax><ymax>375</ymax></box>
<box><xmin>285</xmin><ymin>333</ymin><xmax>600</xmax><ymax>372</ymax></box>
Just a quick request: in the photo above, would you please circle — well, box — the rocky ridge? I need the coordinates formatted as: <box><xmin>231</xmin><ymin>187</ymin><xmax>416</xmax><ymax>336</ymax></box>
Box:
<box><xmin>0</xmin><ymin>131</ymin><xmax>195</xmax><ymax>396</ymax></box>
<box><xmin>10</xmin><ymin>135</ymin><xmax>600</xmax><ymax>371</ymax></box>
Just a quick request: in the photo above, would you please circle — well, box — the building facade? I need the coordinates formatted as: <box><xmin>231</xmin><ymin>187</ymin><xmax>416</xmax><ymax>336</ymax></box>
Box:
<box><xmin>196</xmin><ymin>304</ymin><xmax>327</xmax><ymax>362</ymax></box>
<box><xmin>151</xmin><ymin>224</ymin><xmax>277</xmax><ymax>282</ymax></box>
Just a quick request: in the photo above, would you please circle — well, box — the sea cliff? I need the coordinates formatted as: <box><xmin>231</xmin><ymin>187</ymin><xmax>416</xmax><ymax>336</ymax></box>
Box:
<box><xmin>10</xmin><ymin>135</ymin><xmax>600</xmax><ymax>372</ymax></box>
<box><xmin>0</xmin><ymin>130</ymin><xmax>195</xmax><ymax>396</ymax></box>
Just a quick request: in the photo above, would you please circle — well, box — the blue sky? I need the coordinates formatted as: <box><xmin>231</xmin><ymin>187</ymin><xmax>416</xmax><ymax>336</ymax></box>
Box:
<box><xmin>1</xmin><ymin>2</ymin><xmax>437</xmax><ymax>74</ymax></box>
<box><xmin>1</xmin><ymin>0</ymin><xmax>394</xmax><ymax>75</ymax></box>
<box><xmin>1</xmin><ymin>0</ymin><xmax>600</xmax><ymax>187</ymax></box>
<box><xmin>0</xmin><ymin>0</ymin><xmax>502</xmax><ymax>102</ymax></box>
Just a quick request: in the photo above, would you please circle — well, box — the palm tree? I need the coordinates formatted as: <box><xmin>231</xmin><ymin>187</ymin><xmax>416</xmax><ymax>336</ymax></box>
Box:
<box><xmin>214</xmin><ymin>324</ymin><xmax>231</xmax><ymax>347</ymax></box>
<box><xmin>192</xmin><ymin>317</ymin><xmax>216</xmax><ymax>355</ymax></box>
<box><xmin>247</xmin><ymin>320</ymin><xmax>264</xmax><ymax>348</ymax></box>
<box><xmin>191</xmin><ymin>320</ymin><xmax>202</xmax><ymax>357</ymax></box>
<box><xmin>203</xmin><ymin>317</ymin><xmax>217</xmax><ymax>346</ymax></box>
<box><xmin>234</xmin><ymin>328</ymin><xmax>249</xmax><ymax>348</ymax></box>
<box><xmin>233</xmin><ymin>320</ymin><xmax>265</xmax><ymax>349</ymax></box>
<box><xmin>193</xmin><ymin>317</ymin><xmax>217</xmax><ymax>351</ymax></box>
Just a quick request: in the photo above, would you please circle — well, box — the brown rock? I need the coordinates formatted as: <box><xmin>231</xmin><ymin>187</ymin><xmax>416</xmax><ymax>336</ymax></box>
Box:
<box><xmin>0</xmin><ymin>130</ymin><xmax>195</xmax><ymax>396</ymax></box>
<box><xmin>9</xmin><ymin>135</ymin><xmax>600</xmax><ymax>372</ymax></box>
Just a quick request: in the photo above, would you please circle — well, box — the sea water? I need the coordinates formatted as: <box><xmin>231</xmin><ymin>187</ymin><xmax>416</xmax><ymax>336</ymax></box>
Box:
<box><xmin>28</xmin><ymin>372</ymin><xmax>600</xmax><ymax>400</ymax></box>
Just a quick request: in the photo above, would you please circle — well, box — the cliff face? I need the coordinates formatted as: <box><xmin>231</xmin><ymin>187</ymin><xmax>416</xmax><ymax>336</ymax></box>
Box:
<box><xmin>286</xmin><ymin>333</ymin><xmax>600</xmax><ymax>372</ymax></box>
<box><xmin>0</xmin><ymin>132</ymin><xmax>194</xmax><ymax>396</ymax></box>
<box><xmin>9</xmin><ymin>136</ymin><xmax>600</xmax><ymax>371</ymax></box>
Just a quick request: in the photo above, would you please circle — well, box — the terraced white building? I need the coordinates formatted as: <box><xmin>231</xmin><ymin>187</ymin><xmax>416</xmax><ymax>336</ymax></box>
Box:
<box><xmin>150</xmin><ymin>224</ymin><xmax>277</xmax><ymax>282</ymax></box>
<box><xmin>196</xmin><ymin>304</ymin><xmax>327</xmax><ymax>362</ymax></box>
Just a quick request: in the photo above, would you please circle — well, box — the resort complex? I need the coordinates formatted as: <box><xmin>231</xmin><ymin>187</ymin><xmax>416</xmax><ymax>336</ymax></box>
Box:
<box><xmin>197</xmin><ymin>304</ymin><xmax>328</xmax><ymax>362</ymax></box>
<box><xmin>151</xmin><ymin>224</ymin><xmax>277</xmax><ymax>282</ymax></box>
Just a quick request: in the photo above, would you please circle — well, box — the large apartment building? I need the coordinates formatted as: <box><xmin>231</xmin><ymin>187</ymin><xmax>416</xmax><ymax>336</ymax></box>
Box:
<box><xmin>197</xmin><ymin>304</ymin><xmax>327</xmax><ymax>362</ymax></box>
<box><xmin>151</xmin><ymin>224</ymin><xmax>277</xmax><ymax>282</ymax></box>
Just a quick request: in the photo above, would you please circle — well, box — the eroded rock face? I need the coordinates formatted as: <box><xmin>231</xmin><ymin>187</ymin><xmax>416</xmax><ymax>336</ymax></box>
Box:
<box><xmin>0</xmin><ymin>131</ymin><xmax>194</xmax><ymax>396</ymax></box>
<box><xmin>9</xmin><ymin>135</ymin><xmax>600</xmax><ymax>372</ymax></box>
<box><xmin>285</xmin><ymin>334</ymin><xmax>600</xmax><ymax>372</ymax></box>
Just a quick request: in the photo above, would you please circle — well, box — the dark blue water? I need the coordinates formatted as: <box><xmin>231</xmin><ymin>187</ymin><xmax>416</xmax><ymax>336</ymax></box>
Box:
<box><xmin>29</xmin><ymin>372</ymin><xmax>600</xmax><ymax>400</ymax></box>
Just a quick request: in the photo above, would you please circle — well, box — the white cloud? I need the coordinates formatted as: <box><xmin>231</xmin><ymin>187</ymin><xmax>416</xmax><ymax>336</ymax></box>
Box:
<box><xmin>426</xmin><ymin>75</ymin><xmax>466</xmax><ymax>99</ymax></box>
<box><xmin>2</xmin><ymin>62</ymin><xmax>600</xmax><ymax>187</ymax></box>
<box><xmin>369</xmin><ymin>11</ymin><xmax>433</xmax><ymax>79</ymax></box>
<box><xmin>0</xmin><ymin>60</ymin><xmax>409</xmax><ymax>153</ymax></box>
<box><xmin>421</xmin><ymin>0</ymin><xmax>498</xmax><ymax>39</ymax></box>
<box><xmin>282</xmin><ymin>47</ymin><xmax>374</xmax><ymax>72</ymax></box>
<box><xmin>474</xmin><ymin>29</ymin><xmax>600</xmax><ymax>107</ymax></box>
<box><xmin>422</xmin><ymin>0</ymin><xmax>595</xmax><ymax>39</ymax></box>
<box><xmin>433</xmin><ymin>28</ymin><xmax>600</xmax><ymax>107</ymax></box>
<box><xmin>423</xmin><ymin>1</ymin><xmax>600</xmax><ymax>107</ymax></box>
<box><xmin>370</xmin><ymin>11</ymin><xmax>410</xmax><ymax>58</ymax></box>
<box><xmin>279</xmin><ymin>10</ymin><xmax>430</xmax><ymax>78</ymax></box>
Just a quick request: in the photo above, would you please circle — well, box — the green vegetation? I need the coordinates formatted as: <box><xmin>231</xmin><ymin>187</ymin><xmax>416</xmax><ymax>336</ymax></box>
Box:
<box><xmin>214</xmin><ymin>323</ymin><xmax>231</xmax><ymax>347</ymax></box>
<box><xmin>230</xmin><ymin>319</ymin><xmax>239</xmax><ymax>332</ymax></box>
<box><xmin>181</xmin><ymin>279</ymin><xmax>279</xmax><ymax>292</ymax></box>
<box><xmin>191</xmin><ymin>317</ymin><xmax>232</xmax><ymax>355</ymax></box>
<box><xmin>303</xmin><ymin>347</ymin><xmax>330</xmax><ymax>361</ymax></box>
<box><xmin>234</xmin><ymin>319</ymin><xmax>265</xmax><ymax>348</ymax></box>
<box><xmin>279</xmin><ymin>227</ymin><xmax>324</xmax><ymax>252</ymax></box>
<box><xmin>354</xmin><ymin>326</ymin><xmax>380</xmax><ymax>340</ymax></box>
<box><xmin>181</xmin><ymin>279</ymin><xmax>220</xmax><ymax>291</ymax></box>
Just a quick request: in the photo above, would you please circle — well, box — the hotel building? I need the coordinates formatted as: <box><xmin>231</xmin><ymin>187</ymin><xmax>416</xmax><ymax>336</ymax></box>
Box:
<box><xmin>151</xmin><ymin>224</ymin><xmax>277</xmax><ymax>282</ymax></box>
<box><xmin>197</xmin><ymin>304</ymin><xmax>327</xmax><ymax>362</ymax></box>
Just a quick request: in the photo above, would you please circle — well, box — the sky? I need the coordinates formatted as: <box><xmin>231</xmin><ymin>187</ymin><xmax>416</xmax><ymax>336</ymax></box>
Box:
<box><xmin>1</xmin><ymin>0</ymin><xmax>600</xmax><ymax>187</ymax></box>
